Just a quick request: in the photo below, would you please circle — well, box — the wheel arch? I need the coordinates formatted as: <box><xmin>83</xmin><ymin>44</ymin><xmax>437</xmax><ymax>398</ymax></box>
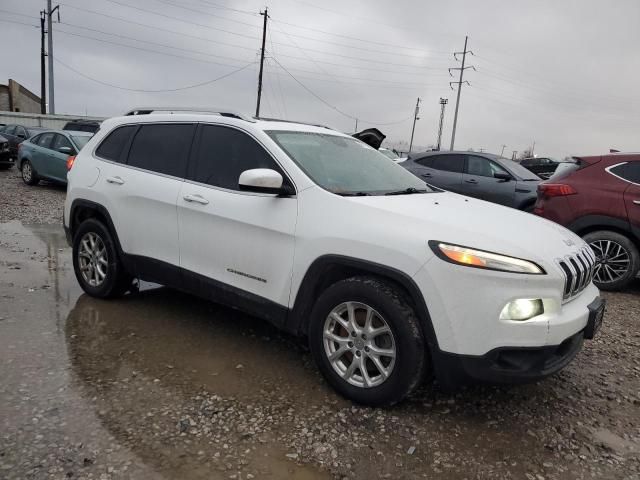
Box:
<box><xmin>286</xmin><ymin>255</ymin><xmax>440</xmax><ymax>352</ymax></box>
<box><xmin>569</xmin><ymin>215</ymin><xmax>640</xmax><ymax>250</ymax></box>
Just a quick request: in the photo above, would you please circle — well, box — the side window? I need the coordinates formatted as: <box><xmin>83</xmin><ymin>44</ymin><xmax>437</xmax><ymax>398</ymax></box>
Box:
<box><xmin>30</xmin><ymin>134</ymin><xmax>42</xmax><ymax>145</ymax></box>
<box><xmin>189</xmin><ymin>125</ymin><xmax>285</xmax><ymax>191</ymax></box>
<box><xmin>624</xmin><ymin>162</ymin><xmax>640</xmax><ymax>183</ymax></box>
<box><xmin>414</xmin><ymin>156</ymin><xmax>434</xmax><ymax>167</ymax></box>
<box><xmin>37</xmin><ymin>133</ymin><xmax>55</xmax><ymax>149</ymax></box>
<box><xmin>3</xmin><ymin>125</ymin><xmax>15</xmax><ymax>135</ymax></box>
<box><xmin>95</xmin><ymin>125</ymin><xmax>137</xmax><ymax>163</ymax></box>
<box><xmin>466</xmin><ymin>155</ymin><xmax>493</xmax><ymax>177</ymax></box>
<box><xmin>431</xmin><ymin>154</ymin><xmax>465</xmax><ymax>173</ymax></box>
<box><xmin>15</xmin><ymin>126</ymin><xmax>27</xmax><ymax>138</ymax></box>
<box><xmin>51</xmin><ymin>134</ymin><xmax>74</xmax><ymax>153</ymax></box>
<box><xmin>127</xmin><ymin>123</ymin><xmax>195</xmax><ymax>177</ymax></box>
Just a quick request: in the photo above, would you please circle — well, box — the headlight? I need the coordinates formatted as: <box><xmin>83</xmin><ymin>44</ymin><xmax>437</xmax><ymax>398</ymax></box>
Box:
<box><xmin>429</xmin><ymin>241</ymin><xmax>545</xmax><ymax>274</ymax></box>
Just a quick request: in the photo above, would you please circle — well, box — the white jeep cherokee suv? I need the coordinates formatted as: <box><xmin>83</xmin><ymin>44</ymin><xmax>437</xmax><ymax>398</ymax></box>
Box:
<box><xmin>64</xmin><ymin>108</ymin><xmax>605</xmax><ymax>406</ymax></box>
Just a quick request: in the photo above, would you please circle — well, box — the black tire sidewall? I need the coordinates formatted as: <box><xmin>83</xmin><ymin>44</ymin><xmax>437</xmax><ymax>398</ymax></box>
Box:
<box><xmin>72</xmin><ymin>219</ymin><xmax>124</xmax><ymax>298</ymax></box>
<box><xmin>309</xmin><ymin>277</ymin><xmax>425</xmax><ymax>406</ymax></box>
<box><xmin>584</xmin><ymin>230</ymin><xmax>640</xmax><ymax>291</ymax></box>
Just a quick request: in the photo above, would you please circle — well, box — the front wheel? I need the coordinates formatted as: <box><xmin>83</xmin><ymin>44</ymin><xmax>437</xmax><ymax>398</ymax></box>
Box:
<box><xmin>584</xmin><ymin>230</ymin><xmax>640</xmax><ymax>291</ymax></box>
<box><xmin>72</xmin><ymin>219</ymin><xmax>133</xmax><ymax>298</ymax></box>
<box><xmin>21</xmin><ymin>160</ymin><xmax>39</xmax><ymax>185</ymax></box>
<box><xmin>309</xmin><ymin>276</ymin><xmax>427</xmax><ymax>406</ymax></box>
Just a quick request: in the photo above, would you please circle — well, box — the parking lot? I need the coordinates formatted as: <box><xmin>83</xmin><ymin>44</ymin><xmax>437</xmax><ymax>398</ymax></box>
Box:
<box><xmin>1</xmin><ymin>168</ymin><xmax>639</xmax><ymax>480</ymax></box>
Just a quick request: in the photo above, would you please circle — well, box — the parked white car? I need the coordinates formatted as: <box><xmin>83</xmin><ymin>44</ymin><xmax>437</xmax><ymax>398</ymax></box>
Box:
<box><xmin>64</xmin><ymin>108</ymin><xmax>605</xmax><ymax>406</ymax></box>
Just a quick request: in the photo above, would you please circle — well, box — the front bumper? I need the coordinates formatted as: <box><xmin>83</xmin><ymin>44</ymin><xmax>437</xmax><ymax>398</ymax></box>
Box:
<box><xmin>0</xmin><ymin>150</ymin><xmax>13</xmax><ymax>165</ymax></box>
<box><xmin>432</xmin><ymin>296</ymin><xmax>605</xmax><ymax>387</ymax></box>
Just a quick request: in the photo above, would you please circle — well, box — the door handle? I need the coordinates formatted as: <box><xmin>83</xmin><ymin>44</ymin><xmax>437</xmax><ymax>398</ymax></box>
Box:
<box><xmin>183</xmin><ymin>194</ymin><xmax>209</xmax><ymax>205</ymax></box>
<box><xmin>420</xmin><ymin>173</ymin><xmax>432</xmax><ymax>178</ymax></box>
<box><xmin>465</xmin><ymin>179</ymin><xmax>478</xmax><ymax>184</ymax></box>
<box><xmin>634</xmin><ymin>200</ymin><xmax>640</xmax><ymax>205</ymax></box>
<box><xmin>106</xmin><ymin>176</ymin><xmax>125</xmax><ymax>185</ymax></box>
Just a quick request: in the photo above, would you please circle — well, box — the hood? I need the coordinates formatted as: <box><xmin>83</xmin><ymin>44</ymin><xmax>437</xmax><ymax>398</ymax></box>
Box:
<box><xmin>352</xmin><ymin>128</ymin><xmax>385</xmax><ymax>150</ymax></box>
<box><xmin>350</xmin><ymin>191</ymin><xmax>586</xmax><ymax>267</ymax></box>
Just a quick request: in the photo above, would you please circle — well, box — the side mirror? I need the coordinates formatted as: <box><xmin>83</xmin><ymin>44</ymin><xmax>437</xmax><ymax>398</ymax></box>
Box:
<box><xmin>494</xmin><ymin>172</ymin><xmax>512</xmax><ymax>181</ymax></box>
<box><xmin>238</xmin><ymin>168</ymin><xmax>293</xmax><ymax>195</ymax></box>
<box><xmin>17</xmin><ymin>134</ymin><xmax>25</xmax><ymax>139</ymax></box>
<box><xmin>58</xmin><ymin>146</ymin><xmax>73</xmax><ymax>154</ymax></box>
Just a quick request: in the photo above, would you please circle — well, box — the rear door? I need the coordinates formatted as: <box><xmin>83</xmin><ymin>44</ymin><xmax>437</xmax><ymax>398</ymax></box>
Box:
<box><xmin>94</xmin><ymin>123</ymin><xmax>195</xmax><ymax>284</ymax></box>
<box><xmin>31</xmin><ymin>132</ymin><xmax>55</xmax><ymax>176</ymax></box>
<box><xmin>412</xmin><ymin>154</ymin><xmax>464</xmax><ymax>192</ymax></box>
<box><xmin>463</xmin><ymin>154</ymin><xmax>516</xmax><ymax>205</ymax></box>
<box><xmin>621</xmin><ymin>161</ymin><xmax>640</xmax><ymax>235</ymax></box>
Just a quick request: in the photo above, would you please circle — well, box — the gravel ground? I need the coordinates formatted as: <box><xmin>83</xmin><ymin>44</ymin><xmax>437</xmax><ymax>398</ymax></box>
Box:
<box><xmin>1</xmin><ymin>169</ymin><xmax>639</xmax><ymax>479</ymax></box>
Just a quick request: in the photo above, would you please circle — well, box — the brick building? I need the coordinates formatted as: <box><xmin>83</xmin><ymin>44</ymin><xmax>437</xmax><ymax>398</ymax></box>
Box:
<box><xmin>0</xmin><ymin>79</ymin><xmax>41</xmax><ymax>114</ymax></box>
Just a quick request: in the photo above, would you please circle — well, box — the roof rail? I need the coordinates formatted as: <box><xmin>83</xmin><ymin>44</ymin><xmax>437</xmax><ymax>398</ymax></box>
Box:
<box><xmin>123</xmin><ymin>107</ymin><xmax>255</xmax><ymax>122</ymax></box>
<box><xmin>256</xmin><ymin>116</ymin><xmax>334</xmax><ymax>130</ymax></box>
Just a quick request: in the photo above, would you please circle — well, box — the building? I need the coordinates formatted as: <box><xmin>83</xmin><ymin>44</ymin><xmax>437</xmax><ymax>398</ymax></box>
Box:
<box><xmin>0</xmin><ymin>79</ymin><xmax>41</xmax><ymax>114</ymax></box>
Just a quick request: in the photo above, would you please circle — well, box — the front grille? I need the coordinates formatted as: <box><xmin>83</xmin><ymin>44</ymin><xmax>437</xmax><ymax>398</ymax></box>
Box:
<box><xmin>557</xmin><ymin>247</ymin><xmax>596</xmax><ymax>301</ymax></box>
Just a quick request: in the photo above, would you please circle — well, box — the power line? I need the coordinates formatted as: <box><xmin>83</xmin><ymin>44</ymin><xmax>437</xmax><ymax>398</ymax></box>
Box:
<box><xmin>150</xmin><ymin>0</ymin><xmax>261</xmax><ymax>29</ymax></box>
<box><xmin>269</xmin><ymin>56</ymin><xmax>413</xmax><ymax>126</ymax></box>
<box><xmin>54</xmin><ymin>57</ymin><xmax>255</xmax><ymax>92</ymax></box>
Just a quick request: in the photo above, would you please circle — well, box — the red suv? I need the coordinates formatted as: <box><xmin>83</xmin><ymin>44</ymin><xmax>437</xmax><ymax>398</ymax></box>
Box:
<box><xmin>534</xmin><ymin>153</ymin><xmax>640</xmax><ymax>291</ymax></box>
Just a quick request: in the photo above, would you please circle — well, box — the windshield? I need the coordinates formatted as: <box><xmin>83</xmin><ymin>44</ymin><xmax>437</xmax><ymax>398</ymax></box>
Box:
<box><xmin>71</xmin><ymin>135</ymin><xmax>91</xmax><ymax>150</ymax></box>
<box><xmin>267</xmin><ymin>131</ymin><xmax>433</xmax><ymax>195</ymax></box>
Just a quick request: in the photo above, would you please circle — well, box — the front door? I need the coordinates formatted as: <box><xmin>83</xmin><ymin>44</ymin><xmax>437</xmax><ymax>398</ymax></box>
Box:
<box><xmin>178</xmin><ymin>123</ymin><xmax>298</xmax><ymax>315</ymax></box>
<box><xmin>463</xmin><ymin>154</ymin><xmax>516</xmax><ymax>205</ymax></box>
<box><xmin>48</xmin><ymin>134</ymin><xmax>75</xmax><ymax>182</ymax></box>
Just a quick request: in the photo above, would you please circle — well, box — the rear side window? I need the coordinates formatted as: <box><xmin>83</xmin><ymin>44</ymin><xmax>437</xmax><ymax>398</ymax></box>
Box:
<box><xmin>51</xmin><ymin>134</ymin><xmax>74</xmax><ymax>152</ymax></box>
<box><xmin>30</xmin><ymin>134</ymin><xmax>43</xmax><ymax>145</ymax></box>
<box><xmin>127</xmin><ymin>124</ymin><xmax>195</xmax><ymax>177</ymax></box>
<box><xmin>189</xmin><ymin>125</ymin><xmax>284</xmax><ymax>190</ymax></box>
<box><xmin>625</xmin><ymin>162</ymin><xmax>640</xmax><ymax>183</ymax></box>
<box><xmin>432</xmin><ymin>154</ymin><xmax>465</xmax><ymax>173</ymax></box>
<box><xmin>95</xmin><ymin>125</ymin><xmax>137</xmax><ymax>163</ymax></box>
<box><xmin>414</xmin><ymin>156</ymin><xmax>434</xmax><ymax>167</ymax></box>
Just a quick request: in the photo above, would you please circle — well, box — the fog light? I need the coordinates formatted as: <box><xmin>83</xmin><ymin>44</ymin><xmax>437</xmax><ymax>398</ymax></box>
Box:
<box><xmin>500</xmin><ymin>299</ymin><xmax>544</xmax><ymax>321</ymax></box>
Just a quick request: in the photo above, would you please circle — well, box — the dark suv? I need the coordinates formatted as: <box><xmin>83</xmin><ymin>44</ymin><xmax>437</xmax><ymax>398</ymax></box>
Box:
<box><xmin>535</xmin><ymin>153</ymin><xmax>640</xmax><ymax>290</ymax></box>
<box><xmin>0</xmin><ymin>124</ymin><xmax>47</xmax><ymax>162</ymax></box>
<box><xmin>401</xmin><ymin>151</ymin><xmax>541</xmax><ymax>211</ymax></box>
<box><xmin>520</xmin><ymin>157</ymin><xmax>564</xmax><ymax>179</ymax></box>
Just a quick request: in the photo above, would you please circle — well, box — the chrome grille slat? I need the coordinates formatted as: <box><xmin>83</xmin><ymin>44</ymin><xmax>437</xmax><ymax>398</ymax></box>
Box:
<box><xmin>556</xmin><ymin>247</ymin><xmax>596</xmax><ymax>302</ymax></box>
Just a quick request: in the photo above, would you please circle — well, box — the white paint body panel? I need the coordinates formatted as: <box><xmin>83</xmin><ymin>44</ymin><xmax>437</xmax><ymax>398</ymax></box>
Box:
<box><xmin>64</xmin><ymin>113</ymin><xmax>600</xmax><ymax>359</ymax></box>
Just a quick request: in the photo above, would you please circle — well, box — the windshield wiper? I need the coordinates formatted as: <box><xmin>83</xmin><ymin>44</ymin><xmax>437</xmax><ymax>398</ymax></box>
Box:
<box><xmin>385</xmin><ymin>187</ymin><xmax>429</xmax><ymax>196</ymax></box>
<box><xmin>337</xmin><ymin>191</ymin><xmax>371</xmax><ymax>196</ymax></box>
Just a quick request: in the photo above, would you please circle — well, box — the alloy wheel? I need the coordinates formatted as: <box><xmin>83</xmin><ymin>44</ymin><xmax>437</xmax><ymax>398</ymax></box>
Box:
<box><xmin>323</xmin><ymin>301</ymin><xmax>396</xmax><ymax>388</ymax></box>
<box><xmin>589</xmin><ymin>239</ymin><xmax>631</xmax><ymax>284</ymax></box>
<box><xmin>22</xmin><ymin>162</ymin><xmax>32</xmax><ymax>182</ymax></box>
<box><xmin>78</xmin><ymin>232</ymin><xmax>108</xmax><ymax>287</ymax></box>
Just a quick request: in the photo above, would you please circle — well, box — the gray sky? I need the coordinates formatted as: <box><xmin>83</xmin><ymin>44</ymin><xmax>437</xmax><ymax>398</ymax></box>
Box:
<box><xmin>1</xmin><ymin>0</ymin><xmax>639</xmax><ymax>158</ymax></box>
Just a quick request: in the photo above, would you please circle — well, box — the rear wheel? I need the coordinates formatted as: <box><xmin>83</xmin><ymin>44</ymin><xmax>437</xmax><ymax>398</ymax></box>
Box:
<box><xmin>72</xmin><ymin>219</ymin><xmax>133</xmax><ymax>298</ymax></box>
<box><xmin>21</xmin><ymin>160</ymin><xmax>39</xmax><ymax>185</ymax></box>
<box><xmin>583</xmin><ymin>230</ymin><xmax>640</xmax><ymax>291</ymax></box>
<box><xmin>309</xmin><ymin>276</ymin><xmax>427</xmax><ymax>406</ymax></box>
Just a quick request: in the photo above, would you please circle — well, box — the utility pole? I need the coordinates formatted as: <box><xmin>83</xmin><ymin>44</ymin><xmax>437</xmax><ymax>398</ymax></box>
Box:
<box><xmin>39</xmin><ymin>10</ymin><xmax>47</xmax><ymax>114</ymax></box>
<box><xmin>354</xmin><ymin>118</ymin><xmax>358</xmax><ymax>132</ymax></box>
<box><xmin>409</xmin><ymin>97</ymin><xmax>421</xmax><ymax>153</ymax></box>
<box><xmin>436</xmin><ymin>98</ymin><xmax>448</xmax><ymax>151</ymax></box>
<box><xmin>512</xmin><ymin>150</ymin><xmax>518</xmax><ymax>161</ymax></box>
<box><xmin>45</xmin><ymin>0</ymin><xmax>60</xmax><ymax>114</ymax></box>
<box><xmin>500</xmin><ymin>144</ymin><xmax>507</xmax><ymax>157</ymax></box>
<box><xmin>531</xmin><ymin>140</ymin><xmax>536</xmax><ymax>157</ymax></box>
<box><xmin>255</xmin><ymin>7</ymin><xmax>268</xmax><ymax>118</ymax></box>
<box><xmin>449</xmin><ymin>36</ymin><xmax>475</xmax><ymax>150</ymax></box>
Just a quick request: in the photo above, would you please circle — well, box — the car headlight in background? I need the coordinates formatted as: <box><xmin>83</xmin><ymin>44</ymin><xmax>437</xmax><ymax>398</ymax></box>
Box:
<box><xmin>429</xmin><ymin>241</ymin><xmax>545</xmax><ymax>274</ymax></box>
<box><xmin>500</xmin><ymin>298</ymin><xmax>544</xmax><ymax>321</ymax></box>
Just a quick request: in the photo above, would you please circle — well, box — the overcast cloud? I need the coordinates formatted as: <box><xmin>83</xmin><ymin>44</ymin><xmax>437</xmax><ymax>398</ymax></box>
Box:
<box><xmin>1</xmin><ymin>0</ymin><xmax>638</xmax><ymax>158</ymax></box>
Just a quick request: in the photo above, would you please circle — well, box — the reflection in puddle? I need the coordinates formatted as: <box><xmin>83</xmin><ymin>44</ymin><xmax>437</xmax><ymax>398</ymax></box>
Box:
<box><xmin>66</xmin><ymin>289</ymin><xmax>332</xmax><ymax>479</ymax></box>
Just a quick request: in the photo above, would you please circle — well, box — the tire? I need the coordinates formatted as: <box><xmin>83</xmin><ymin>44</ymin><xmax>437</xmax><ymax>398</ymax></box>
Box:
<box><xmin>308</xmin><ymin>276</ymin><xmax>427</xmax><ymax>406</ymax></box>
<box><xmin>21</xmin><ymin>159</ymin><xmax>39</xmax><ymax>185</ymax></box>
<box><xmin>583</xmin><ymin>230</ymin><xmax>640</xmax><ymax>291</ymax></box>
<box><xmin>72</xmin><ymin>218</ymin><xmax>133</xmax><ymax>298</ymax></box>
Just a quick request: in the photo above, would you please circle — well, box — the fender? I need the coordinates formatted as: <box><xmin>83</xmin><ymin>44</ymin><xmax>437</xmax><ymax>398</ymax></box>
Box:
<box><xmin>286</xmin><ymin>254</ymin><xmax>440</xmax><ymax>352</ymax></box>
<box><xmin>568</xmin><ymin>215</ymin><xmax>634</xmax><ymax>237</ymax></box>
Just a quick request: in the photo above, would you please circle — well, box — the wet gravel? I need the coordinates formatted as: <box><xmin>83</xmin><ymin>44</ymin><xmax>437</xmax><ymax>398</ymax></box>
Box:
<box><xmin>1</xmin><ymin>169</ymin><xmax>639</xmax><ymax>479</ymax></box>
<box><xmin>0</xmin><ymin>167</ymin><xmax>66</xmax><ymax>224</ymax></box>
